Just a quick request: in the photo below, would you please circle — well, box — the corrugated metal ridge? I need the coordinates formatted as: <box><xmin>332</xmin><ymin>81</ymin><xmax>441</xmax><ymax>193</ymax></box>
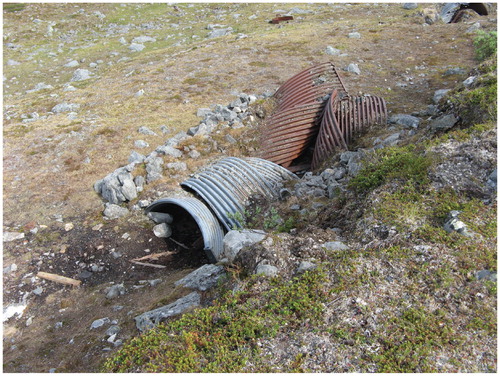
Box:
<box><xmin>311</xmin><ymin>93</ymin><xmax>388</xmax><ymax>170</ymax></box>
<box><xmin>274</xmin><ymin>62</ymin><xmax>348</xmax><ymax>112</ymax></box>
<box><xmin>145</xmin><ymin>197</ymin><xmax>224</xmax><ymax>263</ymax></box>
<box><xmin>180</xmin><ymin>157</ymin><xmax>297</xmax><ymax>231</ymax></box>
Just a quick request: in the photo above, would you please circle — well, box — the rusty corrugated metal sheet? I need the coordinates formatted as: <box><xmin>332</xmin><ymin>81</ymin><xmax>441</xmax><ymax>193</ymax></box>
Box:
<box><xmin>145</xmin><ymin>197</ymin><xmax>224</xmax><ymax>263</ymax></box>
<box><xmin>273</xmin><ymin>61</ymin><xmax>348</xmax><ymax>112</ymax></box>
<box><xmin>311</xmin><ymin>92</ymin><xmax>388</xmax><ymax>169</ymax></box>
<box><xmin>261</xmin><ymin>62</ymin><xmax>349</xmax><ymax>169</ymax></box>
<box><xmin>181</xmin><ymin>157</ymin><xmax>297</xmax><ymax>231</ymax></box>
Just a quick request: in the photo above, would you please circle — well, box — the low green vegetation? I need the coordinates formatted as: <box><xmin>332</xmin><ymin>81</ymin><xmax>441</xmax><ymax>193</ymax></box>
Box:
<box><xmin>348</xmin><ymin>146</ymin><xmax>432</xmax><ymax>193</ymax></box>
<box><xmin>474</xmin><ymin>30</ymin><xmax>497</xmax><ymax>61</ymax></box>
<box><xmin>103</xmin><ymin>269</ymin><xmax>330</xmax><ymax>372</ymax></box>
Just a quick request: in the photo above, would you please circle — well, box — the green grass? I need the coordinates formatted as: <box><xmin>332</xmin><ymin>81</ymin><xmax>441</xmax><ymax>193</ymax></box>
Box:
<box><xmin>103</xmin><ymin>269</ymin><xmax>331</xmax><ymax>372</ymax></box>
<box><xmin>348</xmin><ymin>145</ymin><xmax>433</xmax><ymax>194</ymax></box>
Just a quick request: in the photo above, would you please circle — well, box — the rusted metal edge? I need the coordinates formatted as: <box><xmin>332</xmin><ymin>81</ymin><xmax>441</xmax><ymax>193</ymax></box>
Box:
<box><xmin>181</xmin><ymin>157</ymin><xmax>297</xmax><ymax>231</ymax></box>
<box><xmin>145</xmin><ymin>197</ymin><xmax>224</xmax><ymax>263</ymax></box>
<box><xmin>270</xmin><ymin>15</ymin><xmax>294</xmax><ymax>24</ymax></box>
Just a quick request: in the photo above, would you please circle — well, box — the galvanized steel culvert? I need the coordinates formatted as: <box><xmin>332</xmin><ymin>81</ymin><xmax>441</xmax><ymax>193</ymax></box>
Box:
<box><xmin>145</xmin><ymin>197</ymin><xmax>224</xmax><ymax>263</ymax></box>
<box><xmin>181</xmin><ymin>157</ymin><xmax>297</xmax><ymax>231</ymax></box>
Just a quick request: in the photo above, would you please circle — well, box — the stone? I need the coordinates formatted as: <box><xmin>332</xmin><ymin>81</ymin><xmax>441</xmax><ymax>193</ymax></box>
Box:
<box><xmin>188</xmin><ymin>150</ymin><xmax>201</xmax><ymax>159</ymax></box>
<box><xmin>132</xmin><ymin>36</ymin><xmax>156</xmax><ymax>44</ymax></box>
<box><xmin>348</xmin><ymin>32</ymin><xmax>361</xmax><ymax>39</ymax></box>
<box><xmin>134</xmin><ymin>292</ymin><xmax>201</xmax><ymax>332</ymax></box>
<box><xmin>433</xmin><ymin>89</ymin><xmax>451</xmax><ymax>104</ymax></box>
<box><xmin>325</xmin><ymin>46</ymin><xmax>341</xmax><ymax>56</ymax></box>
<box><xmin>345</xmin><ymin>63</ymin><xmax>361</xmax><ymax>75</ymax></box>
<box><xmin>134</xmin><ymin>175</ymin><xmax>145</xmax><ymax>192</ymax></box>
<box><xmin>388</xmin><ymin>114</ymin><xmax>420</xmax><ymax>129</ymax></box>
<box><xmin>103</xmin><ymin>203</ymin><xmax>129</xmax><ymax>219</ymax></box>
<box><xmin>3</xmin><ymin>263</ymin><xmax>18</xmax><ymax>274</ymax></box>
<box><xmin>148</xmin><ymin>212</ymin><xmax>173</xmax><ymax>224</ymax></box>
<box><xmin>64</xmin><ymin>223</ymin><xmax>74</xmax><ymax>231</ymax></box>
<box><xmin>487</xmin><ymin>169</ymin><xmax>497</xmax><ymax>190</ymax></box>
<box><xmin>255</xmin><ymin>264</ymin><xmax>278</xmax><ymax>277</ymax></box>
<box><xmin>32</xmin><ymin>286</ymin><xmax>44</xmax><ymax>296</ymax></box>
<box><xmin>463</xmin><ymin>76</ymin><xmax>477</xmax><ymax>88</ymax></box>
<box><xmin>118</xmin><ymin>37</ymin><xmax>127</xmax><ymax>45</ymax></box>
<box><xmin>296</xmin><ymin>261</ymin><xmax>317</xmax><ymax>274</ymax></box>
<box><xmin>197</xmin><ymin>108</ymin><xmax>213</xmax><ymax>117</ymax></box>
<box><xmin>105</xmin><ymin>284</ymin><xmax>126</xmax><ymax>299</ymax></box>
<box><xmin>129</xmin><ymin>43</ymin><xmax>145</xmax><ymax>52</ymax></box>
<box><xmin>128</xmin><ymin>151</ymin><xmax>145</xmax><ymax>164</ymax></box>
<box><xmin>156</xmin><ymin>145</ymin><xmax>182</xmax><ymax>158</ymax></box>
<box><xmin>134</xmin><ymin>140</ymin><xmax>149</xmax><ymax>148</ymax></box>
<box><xmin>443</xmin><ymin>67</ymin><xmax>466</xmax><ymax>76</ymax></box>
<box><xmin>7</xmin><ymin>59</ymin><xmax>20</xmax><ymax>66</ymax></box>
<box><xmin>323</xmin><ymin>241</ymin><xmax>349</xmax><ymax>251</ymax></box>
<box><xmin>174</xmin><ymin>264</ymin><xmax>225</xmax><ymax>291</ymax></box>
<box><xmin>90</xmin><ymin>317</ymin><xmax>110</xmax><ymax>329</ymax></box>
<box><xmin>26</xmin><ymin>82</ymin><xmax>54</xmax><ymax>93</ymax></box>
<box><xmin>430</xmin><ymin>114</ymin><xmax>458</xmax><ymax>132</ymax></box>
<box><xmin>443</xmin><ymin>211</ymin><xmax>472</xmax><ymax>236</ymax></box>
<box><xmin>466</xmin><ymin>22</ymin><xmax>481</xmax><ymax>34</ymax></box>
<box><xmin>166</xmin><ymin>162</ymin><xmax>187</xmax><ymax>171</ymax></box>
<box><xmin>51</xmin><ymin>102</ymin><xmax>80</xmax><ymax>113</ymax></box>
<box><xmin>138</xmin><ymin>126</ymin><xmax>157</xmax><ymax>136</ymax></box>
<box><xmin>64</xmin><ymin>60</ymin><xmax>79</xmax><ymax>68</ymax></box>
<box><xmin>70</xmin><ymin>68</ymin><xmax>92</xmax><ymax>81</ymax></box>
<box><xmin>225</xmin><ymin>134</ymin><xmax>237</xmax><ymax>144</ymax></box>
<box><xmin>475</xmin><ymin>270</ymin><xmax>497</xmax><ymax>282</ymax></box>
<box><xmin>153</xmin><ymin>223</ymin><xmax>172</xmax><ymax>238</ymax></box>
<box><xmin>105</xmin><ymin>325</ymin><xmax>121</xmax><ymax>336</ymax></box>
<box><xmin>77</xmin><ymin>270</ymin><xmax>93</xmax><ymax>279</ymax></box>
<box><xmin>223</xmin><ymin>229</ymin><xmax>267</xmax><ymax>263</ymax></box>
<box><xmin>402</xmin><ymin>3</ymin><xmax>418</xmax><ymax>10</ymax></box>
<box><xmin>207</xmin><ymin>27</ymin><xmax>232</xmax><ymax>38</ymax></box>
<box><xmin>135</xmin><ymin>89</ymin><xmax>145</xmax><ymax>97</ymax></box>
<box><xmin>3</xmin><ymin>232</ymin><xmax>25</xmax><ymax>242</ymax></box>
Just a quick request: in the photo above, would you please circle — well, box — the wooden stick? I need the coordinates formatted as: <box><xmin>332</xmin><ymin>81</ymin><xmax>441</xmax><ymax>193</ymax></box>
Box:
<box><xmin>37</xmin><ymin>272</ymin><xmax>82</xmax><ymax>287</ymax></box>
<box><xmin>129</xmin><ymin>260</ymin><xmax>167</xmax><ymax>269</ymax></box>
<box><xmin>132</xmin><ymin>251</ymin><xmax>176</xmax><ymax>262</ymax></box>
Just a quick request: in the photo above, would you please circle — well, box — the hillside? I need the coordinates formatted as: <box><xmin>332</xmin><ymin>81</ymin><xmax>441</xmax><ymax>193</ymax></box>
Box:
<box><xmin>3</xmin><ymin>3</ymin><xmax>497</xmax><ymax>372</ymax></box>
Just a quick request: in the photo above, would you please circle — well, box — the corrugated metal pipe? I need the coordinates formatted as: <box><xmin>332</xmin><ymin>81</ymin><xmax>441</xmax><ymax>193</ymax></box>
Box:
<box><xmin>146</xmin><ymin>157</ymin><xmax>297</xmax><ymax>262</ymax></box>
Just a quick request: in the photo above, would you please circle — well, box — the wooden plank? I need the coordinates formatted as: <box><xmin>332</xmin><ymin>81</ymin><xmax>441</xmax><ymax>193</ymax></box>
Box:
<box><xmin>37</xmin><ymin>272</ymin><xmax>82</xmax><ymax>287</ymax></box>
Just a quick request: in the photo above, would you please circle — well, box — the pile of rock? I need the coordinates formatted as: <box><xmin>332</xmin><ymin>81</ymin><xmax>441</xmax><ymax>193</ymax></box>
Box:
<box><xmin>94</xmin><ymin>92</ymin><xmax>262</xmax><ymax>216</ymax></box>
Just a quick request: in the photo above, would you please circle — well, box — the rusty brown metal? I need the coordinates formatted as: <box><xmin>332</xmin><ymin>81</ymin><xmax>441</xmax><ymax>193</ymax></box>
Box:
<box><xmin>311</xmin><ymin>93</ymin><xmax>387</xmax><ymax>170</ymax></box>
<box><xmin>261</xmin><ymin>62</ymin><xmax>348</xmax><ymax>169</ymax></box>
<box><xmin>261</xmin><ymin>61</ymin><xmax>387</xmax><ymax>172</ymax></box>
<box><xmin>270</xmin><ymin>16</ymin><xmax>294</xmax><ymax>24</ymax></box>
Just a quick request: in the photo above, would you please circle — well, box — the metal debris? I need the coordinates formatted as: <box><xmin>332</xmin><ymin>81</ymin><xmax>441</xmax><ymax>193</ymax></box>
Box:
<box><xmin>270</xmin><ymin>16</ymin><xmax>294</xmax><ymax>24</ymax></box>
<box><xmin>261</xmin><ymin>61</ymin><xmax>387</xmax><ymax>171</ymax></box>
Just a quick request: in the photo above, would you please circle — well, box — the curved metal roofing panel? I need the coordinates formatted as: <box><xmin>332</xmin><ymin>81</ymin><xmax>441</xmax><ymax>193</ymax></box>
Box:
<box><xmin>181</xmin><ymin>157</ymin><xmax>297</xmax><ymax>231</ymax></box>
<box><xmin>145</xmin><ymin>197</ymin><xmax>224</xmax><ymax>263</ymax></box>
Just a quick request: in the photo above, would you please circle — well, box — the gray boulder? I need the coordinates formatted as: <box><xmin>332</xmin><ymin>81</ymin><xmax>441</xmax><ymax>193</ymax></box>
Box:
<box><xmin>128</xmin><ymin>151</ymin><xmax>145</xmax><ymax>164</ymax></box>
<box><xmin>146</xmin><ymin>157</ymin><xmax>164</xmax><ymax>183</ymax></box>
<box><xmin>132</xmin><ymin>36</ymin><xmax>156</xmax><ymax>44</ymax></box>
<box><xmin>323</xmin><ymin>241</ymin><xmax>349</xmax><ymax>251</ymax></box>
<box><xmin>325</xmin><ymin>46</ymin><xmax>341</xmax><ymax>56</ymax></box>
<box><xmin>134</xmin><ymin>292</ymin><xmax>200</xmax><ymax>332</ymax></box>
<box><xmin>129</xmin><ymin>43</ymin><xmax>145</xmax><ymax>52</ymax></box>
<box><xmin>148</xmin><ymin>212</ymin><xmax>174</xmax><ymax>224</ymax></box>
<box><xmin>348</xmin><ymin>32</ymin><xmax>361</xmax><ymax>39</ymax></box>
<box><xmin>402</xmin><ymin>3</ymin><xmax>418</xmax><ymax>10</ymax></box>
<box><xmin>345</xmin><ymin>63</ymin><xmax>361</xmax><ymax>75</ymax></box>
<box><xmin>51</xmin><ymin>102</ymin><xmax>80</xmax><ymax>113</ymax></box>
<box><xmin>207</xmin><ymin>27</ymin><xmax>232</xmax><ymax>38</ymax></box>
<box><xmin>3</xmin><ymin>232</ymin><xmax>25</xmax><ymax>242</ymax></box>
<box><xmin>105</xmin><ymin>284</ymin><xmax>126</xmax><ymax>299</ymax></box>
<box><xmin>443</xmin><ymin>67</ymin><xmax>466</xmax><ymax>76</ymax></box>
<box><xmin>174</xmin><ymin>264</ymin><xmax>225</xmax><ymax>291</ymax></box>
<box><xmin>134</xmin><ymin>140</ymin><xmax>149</xmax><ymax>148</ymax></box>
<box><xmin>487</xmin><ymin>169</ymin><xmax>497</xmax><ymax>191</ymax></box>
<box><xmin>433</xmin><ymin>89</ymin><xmax>451</xmax><ymax>104</ymax></box>
<box><xmin>222</xmin><ymin>230</ymin><xmax>267</xmax><ymax>263</ymax></box>
<box><xmin>296</xmin><ymin>261</ymin><xmax>317</xmax><ymax>274</ymax></box>
<box><xmin>156</xmin><ymin>145</ymin><xmax>182</xmax><ymax>158</ymax></box>
<box><xmin>64</xmin><ymin>60</ymin><xmax>79</xmax><ymax>68</ymax></box>
<box><xmin>153</xmin><ymin>223</ymin><xmax>172</xmax><ymax>238</ymax></box>
<box><xmin>166</xmin><ymin>162</ymin><xmax>187</xmax><ymax>171</ymax></box>
<box><xmin>254</xmin><ymin>264</ymin><xmax>278</xmax><ymax>277</ymax></box>
<box><xmin>388</xmin><ymin>114</ymin><xmax>420</xmax><ymax>129</ymax></box>
<box><xmin>443</xmin><ymin>211</ymin><xmax>472</xmax><ymax>236</ymax></box>
<box><xmin>430</xmin><ymin>114</ymin><xmax>458</xmax><ymax>132</ymax></box>
<box><xmin>70</xmin><ymin>68</ymin><xmax>92</xmax><ymax>81</ymax></box>
<box><xmin>95</xmin><ymin>166</ymin><xmax>138</xmax><ymax>204</ymax></box>
<box><xmin>138</xmin><ymin>126</ymin><xmax>157</xmax><ymax>136</ymax></box>
<box><xmin>103</xmin><ymin>203</ymin><xmax>129</xmax><ymax>219</ymax></box>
